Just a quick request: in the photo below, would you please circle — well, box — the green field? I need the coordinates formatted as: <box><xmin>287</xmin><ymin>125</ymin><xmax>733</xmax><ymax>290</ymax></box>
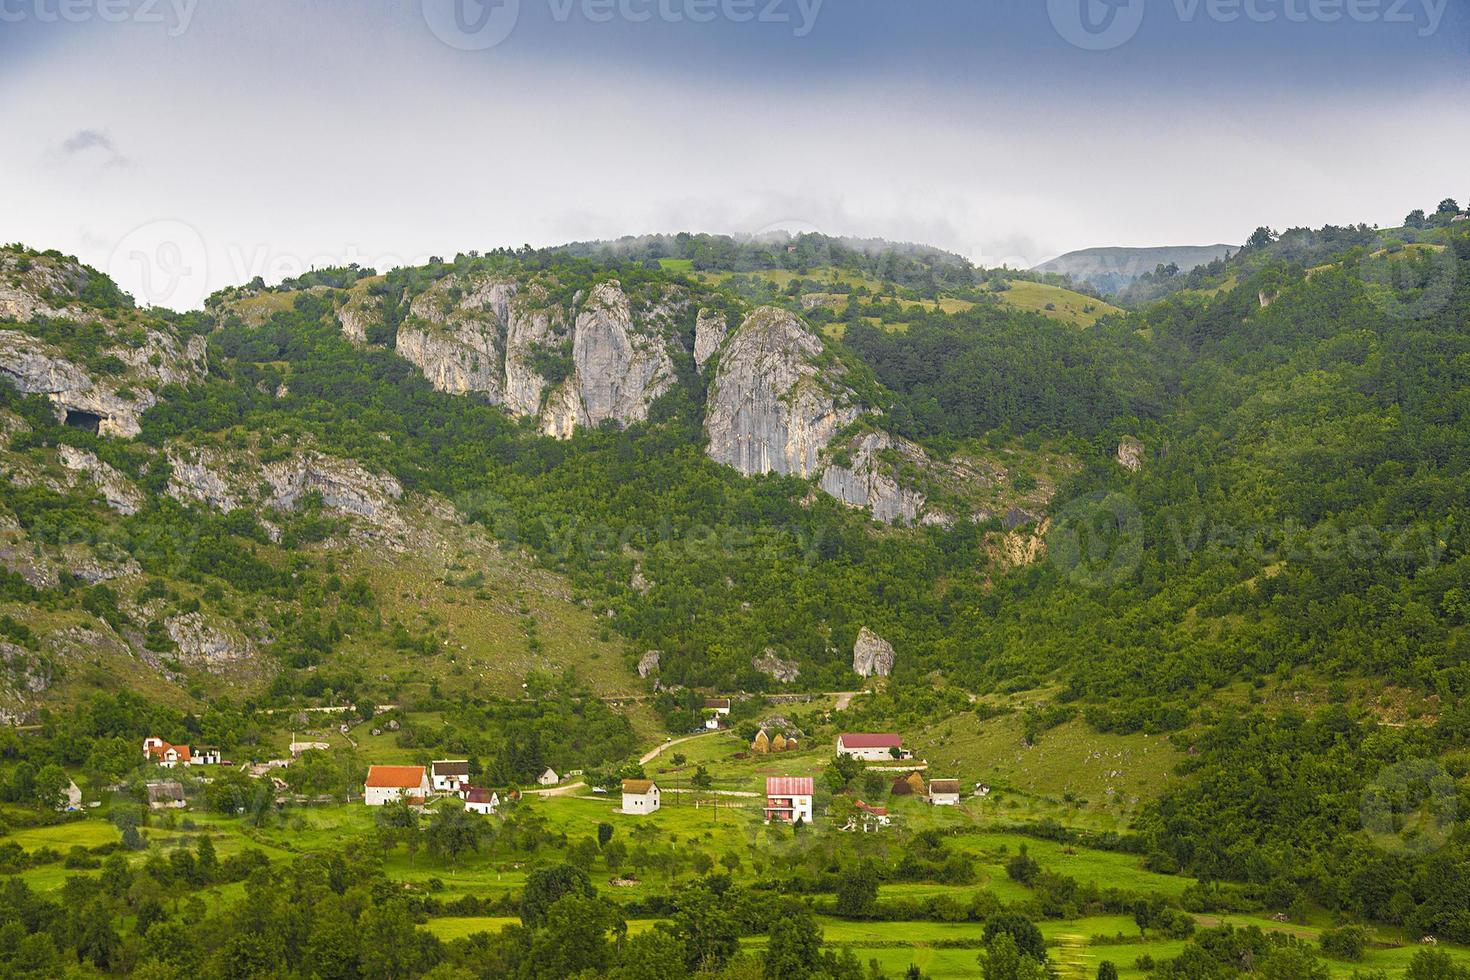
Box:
<box><xmin>990</xmin><ymin>280</ymin><xmax>1122</xmax><ymax>327</ymax></box>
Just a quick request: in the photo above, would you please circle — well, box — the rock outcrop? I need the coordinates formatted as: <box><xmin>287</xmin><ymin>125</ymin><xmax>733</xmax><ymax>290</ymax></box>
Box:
<box><xmin>819</xmin><ymin>432</ymin><xmax>927</xmax><ymax>525</ymax></box>
<box><xmin>1116</xmin><ymin>436</ymin><xmax>1144</xmax><ymax>473</ymax></box>
<box><xmin>340</xmin><ymin>275</ymin><xmax>682</xmax><ymax>439</ymax></box>
<box><xmin>637</xmin><ymin>649</ymin><xmax>661</xmax><ymax>678</ymax></box>
<box><xmin>165</xmin><ymin>612</ymin><xmax>253</xmax><ymax>669</ymax></box>
<box><xmin>752</xmin><ymin>647</ymin><xmax>801</xmax><ymax>684</ymax></box>
<box><xmin>58</xmin><ymin>446</ymin><xmax>145</xmax><ymax>515</ymax></box>
<box><xmin>704</xmin><ymin>307</ymin><xmax>860</xmax><ymax>479</ymax></box>
<box><xmin>693</xmin><ymin>308</ymin><xmax>729</xmax><ymax>371</ymax></box>
<box><xmin>852</xmin><ymin>627</ymin><xmax>896</xmax><ymax>678</ymax></box>
<box><xmin>262</xmin><ymin>452</ymin><xmax>404</xmax><ymax>526</ymax></box>
<box><xmin>167</xmin><ymin>446</ymin><xmax>242</xmax><ymax>512</ymax></box>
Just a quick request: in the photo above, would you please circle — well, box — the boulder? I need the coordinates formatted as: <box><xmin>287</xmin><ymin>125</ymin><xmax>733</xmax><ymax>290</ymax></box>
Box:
<box><xmin>637</xmin><ymin>650</ymin><xmax>661</xmax><ymax>678</ymax></box>
<box><xmin>852</xmin><ymin>627</ymin><xmax>895</xmax><ymax>678</ymax></box>
<box><xmin>1116</xmin><ymin>436</ymin><xmax>1144</xmax><ymax>473</ymax></box>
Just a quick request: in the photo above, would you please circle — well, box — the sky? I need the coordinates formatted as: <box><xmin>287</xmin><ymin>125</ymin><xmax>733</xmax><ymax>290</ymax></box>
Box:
<box><xmin>1</xmin><ymin>0</ymin><xmax>1468</xmax><ymax>309</ymax></box>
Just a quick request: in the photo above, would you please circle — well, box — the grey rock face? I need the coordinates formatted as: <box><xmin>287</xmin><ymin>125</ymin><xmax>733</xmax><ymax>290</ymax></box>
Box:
<box><xmin>693</xmin><ymin>308</ymin><xmax>728</xmax><ymax>372</ymax></box>
<box><xmin>262</xmin><ymin>452</ymin><xmax>403</xmax><ymax>526</ymax></box>
<box><xmin>704</xmin><ymin>307</ymin><xmax>860</xmax><ymax>479</ymax></box>
<box><xmin>819</xmin><ymin>432</ymin><xmax>927</xmax><ymax>525</ymax></box>
<box><xmin>637</xmin><ymin>649</ymin><xmax>661</xmax><ymax>678</ymax></box>
<box><xmin>752</xmin><ymin>647</ymin><xmax>801</xmax><ymax>684</ymax></box>
<box><xmin>167</xmin><ymin>447</ymin><xmax>242</xmax><ymax>512</ymax></box>
<box><xmin>397</xmin><ymin>276</ymin><xmax>515</xmax><ymax>402</ymax></box>
<box><xmin>336</xmin><ymin>290</ymin><xmax>382</xmax><ymax>344</ymax></box>
<box><xmin>58</xmin><ymin>446</ymin><xmax>145</xmax><ymax>515</ymax></box>
<box><xmin>571</xmin><ymin>282</ymin><xmax>676</xmax><ymax>428</ymax></box>
<box><xmin>852</xmin><ymin>627</ymin><xmax>896</xmax><ymax>678</ymax></box>
<box><xmin>165</xmin><ymin>612</ymin><xmax>253</xmax><ymax>668</ymax></box>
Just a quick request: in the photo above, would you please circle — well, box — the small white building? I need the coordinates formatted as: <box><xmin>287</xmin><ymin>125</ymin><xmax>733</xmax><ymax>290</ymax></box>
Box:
<box><xmin>855</xmin><ymin>799</ymin><xmax>891</xmax><ymax>828</ymax></box>
<box><xmin>431</xmin><ymin>760</ymin><xmax>470</xmax><ymax>795</ymax></box>
<box><xmin>764</xmin><ymin>777</ymin><xmax>814</xmax><ymax>824</ymax></box>
<box><xmin>621</xmin><ymin>779</ymin><xmax>661</xmax><ymax>814</ymax></box>
<box><xmin>190</xmin><ymin>746</ymin><xmax>222</xmax><ymax>766</ymax></box>
<box><xmin>146</xmin><ymin>781</ymin><xmax>186</xmax><ymax>810</ymax></box>
<box><xmin>928</xmin><ymin>779</ymin><xmax>961</xmax><ymax>806</ymax></box>
<box><xmin>835</xmin><ymin>733</ymin><xmax>908</xmax><ymax>762</ymax></box>
<box><xmin>463</xmin><ymin>787</ymin><xmax>499</xmax><ymax>815</ymax></box>
<box><xmin>364</xmin><ymin>765</ymin><xmax>429</xmax><ymax>806</ymax></box>
<box><xmin>537</xmin><ymin>768</ymin><xmax>560</xmax><ymax>787</ymax></box>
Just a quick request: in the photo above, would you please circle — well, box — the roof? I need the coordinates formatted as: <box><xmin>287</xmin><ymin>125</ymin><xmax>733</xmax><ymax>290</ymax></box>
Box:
<box><xmin>929</xmin><ymin>779</ymin><xmax>961</xmax><ymax>794</ymax></box>
<box><xmin>465</xmin><ymin>787</ymin><xmax>496</xmax><ymax>804</ymax></box>
<box><xmin>856</xmin><ymin>800</ymin><xmax>888</xmax><ymax>816</ymax></box>
<box><xmin>147</xmin><ymin>741</ymin><xmax>192</xmax><ymax>762</ymax></box>
<box><xmin>838</xmin><ymin>733</ymin><xmax>903</xmax><ymax>749</ymax></box>
<box><xmin>365</xmin><ymin>765</ymin><xmax>427</xmax><ymax>789</ymax></box>
<box><xmin>431</xmin><ymin>760</ymin><xmax>470</xmax><ymax>777</ymax></box>
<box><xmin>622</xmin><ymin>779</ymin><xmax>656</xmax><ymax>794</ymax></box>
<box><xmin>766</xmin><ymin>776</ymin><xmax>814</xmax><ymax>796</ymax></box>
<box><xmin>146</xmin><ymin>781</ymin><xmax>184</xmax><ymax>801</ymax></box>
<box><xmin>704</xmin><ymin>698</ymin><xmax>731</xmax><ymax>709</ymax></box>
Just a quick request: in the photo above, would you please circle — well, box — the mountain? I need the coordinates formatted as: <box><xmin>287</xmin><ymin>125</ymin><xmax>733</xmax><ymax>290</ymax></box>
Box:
<box><xmin>1033</xmin><ymin>243</ymin><xmax>1234</xmax><ymax>295</ymax></box>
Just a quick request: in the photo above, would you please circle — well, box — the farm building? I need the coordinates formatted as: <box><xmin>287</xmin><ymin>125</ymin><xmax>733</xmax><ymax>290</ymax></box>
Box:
<box><xmin>621</xmin><ymin>779</ymin><xmax>661</xmax><ymax>814</ymax></box>
<box><xmin>836</xmin><ymin>733</ymin><xmax>908</xmax><ymax>762</ymax></box>
<box><xmin>764</xmin><ymin>776</ymin><xmax>814</xmax><ymax>824</ymax></box>
<box><xmin>431</xmin><ymin>760</ymin><xmax>470</xmax><ymax>795</ymax></box>
<box><xmin>191</xmin><ymin>746</ymin><xmax>222</xmax><ymax>765</ymax></box>
<box><xmin>146</xmin><ymin>781</ymin><xmax>185</xmax><ymax>809</ymax></box>
<box><xmin>364</xmin><ymin>765</ymin><xmax>430</xmax><ymax>806</ymax></box>
<box><xmin>537</xmin><ymin>768</ymin><xmax>560</xmax><ymax>786</ymax></box>
<box><xmin>464</xmin><ymin>787</ymin><xmax>499</xmax><ymax>815</ymax></box>
<box><xmin>928</xmin><ymin>779</ymin><xmax>961</xmax><ymax>805</ymax></box>
<box><xmin>855</xmin><ymin>799</ymin><xmax>891</xmax><ymax>827</ymax></box>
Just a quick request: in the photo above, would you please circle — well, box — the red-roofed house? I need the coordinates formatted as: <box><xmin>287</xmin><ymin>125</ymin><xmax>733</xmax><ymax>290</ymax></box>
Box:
<box><xmin>142</xmin><ymin>737</ymin><xmax>192</xmax><ymax>768</ymax></box>
<box><xmin>464</xmin><ymin>787</ymin><xmax>500</xmax><ymax>815</ymax></box>
<box><xmin>364</xmin><ymin>765</ymin><xmax>430</xmax><ymax>806</ymax></box>
<box><xmin>764</xmin><ymin>776</ymin><xmax>814</xmax><ymax>824</ymax></box>
<box><xmin>835</xmin><ymin>733</ymin><xmax>909</xmax><ymax>762</ymax></box>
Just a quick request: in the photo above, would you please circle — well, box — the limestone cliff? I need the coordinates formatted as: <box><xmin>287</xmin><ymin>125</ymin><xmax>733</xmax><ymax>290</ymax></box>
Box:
<box><xmin>704</xmin><ymin>307</ymin><xmax>860</xmax><ymax>478</ymax></box>
<box><xmin>819</xmin><ymin>431</ymin><xmax>928</xmax><ymax>525</ymax></box>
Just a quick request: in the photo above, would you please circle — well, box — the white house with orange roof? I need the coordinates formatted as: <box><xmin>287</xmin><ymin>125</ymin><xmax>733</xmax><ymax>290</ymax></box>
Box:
<box><xmin>142</xmin><ymin>737</ymin><xmax>192</xmax><ymax>768</ymax></box>
<box><xmin>363</xmin><ymin>765</ymin><xmax>430</xmax><ymax>806</ymax></box>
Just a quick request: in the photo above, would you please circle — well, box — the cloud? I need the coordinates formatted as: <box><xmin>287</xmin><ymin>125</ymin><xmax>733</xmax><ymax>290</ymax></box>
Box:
<box><xmin>59</xmin><ymin>128</ymin><xmax>130</xmax><ymax>169</ymax></box>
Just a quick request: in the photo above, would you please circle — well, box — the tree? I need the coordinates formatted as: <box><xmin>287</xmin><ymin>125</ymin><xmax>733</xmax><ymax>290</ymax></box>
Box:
<box><xmin>597</xmin><ymin>822</ymin><xmax>615</xmax><ymax>847</ymax></box>
<box><xmin>611</xmin><ymin>927</ymin><xmax>690</xmax><ymax>980</ymax></box>
<box><xmin>358</xmin><ymin>900</ymin><xmax>420</xmax><ymax>980</ymax></box>
<box><xmin>982</xmin><ymin>915</ymin><xmax>1047</xmax><ymax>962</ymax></box>
<box><xmin>1246</xmin><ymin>226</ymin><xmax>1278</xmax><ymax>250</ymax></box>
<box><xmin>1006</xmin><ymin>845</ymin><xmax>1040</xmax><ymax>885</ymax></box>
<box><xmin>691</xmin><ymin>766</ymin><xmax>713</xmax><ymax>790</ymax></box>
<box><xmin>520</xmin><ymin>864</ymin><xmax>595</xmax><ymax>929</ymax></box>
<box><xmin>673</xmin><ymin>886</ymin><xmax>739</xmax><ymax>972</ymax></box>
<box><xmin>1405</xmin><ymin>209</ymin><xmax>1428</xmax><ymax>229</ymax></box>
<box><xmin>835</xmin><ymin>862</ymin><xmax>879</xmax><ymax>919</ymax></box>
<box><xmin>977</xmin><ymin>933</ymin><xmax>1048</xmax><ymax>980</ymax></box>
<box><xmin>1437</xmin><ymin>198</ymin><xmax>1461</xmax><ymax>215</ymax></box>
<box><xmin>1096</xmin><ymin>962</ymin><xmax>1119</xmax><ymax>980</ymax></box>
<box><xmin>32</xmin><ymin>764</ymin><xmax>68</xmax><ymax>810</ymax></box>
<box><xmin>1406</xmin><ymin>948</ymin><xmax>1470</xmax><ymax>980</ymax></box>
<box><xmin>825</xmin><ymin>754</ymin><xmax>861</xmax><ymax>794</ymax></box>
<box><xmin>527</xmin><ymin>893</ymin><xmax>621</xmax><ymax>979</ymax></box>
<box><xmin>764</xmin><ymin>899</ymin><xmax>823</xmax><ymax>980</ymax></box>
<box><xmin>1258</xmin><ymin>944</ymin><xmax>1330</xmax><ymax>980</ymax></box>
<box><xmin>1320</xmin><ymin>924</ymin><xmax>1368</xmax><ymax>961</ymax></box>
<box><xmin>430</xmin><ymin>803</ymin><xmax>483</xmax><ymax>865</ymax></box>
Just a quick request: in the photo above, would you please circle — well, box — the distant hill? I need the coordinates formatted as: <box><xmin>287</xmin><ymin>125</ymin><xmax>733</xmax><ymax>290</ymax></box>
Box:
<box><xmin>1033</xmin><ymin>244</ymin><xmax>1234</xmax><ymax>295</ymax></box>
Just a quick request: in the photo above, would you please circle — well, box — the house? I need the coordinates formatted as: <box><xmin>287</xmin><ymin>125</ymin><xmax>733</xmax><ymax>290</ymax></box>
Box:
<box><xmin>146</xmin><ymin>780</ymin><xmax>186</xmax><ymax>809</ymax></box>
<box><xmin>431</xmin><ymin>760</ymin><xmax>470</xmax><ymax>795</ymax></box>
<box><xmin>928</xmin><ymin>779</ymin><xmax>961</xmax><ymax>805</ymax></box>
<box><xmin>855</xmin><ymin>799</ymin><xmax>891</xmax><ymax>827</ymax></box>
<box><xmin>143</xmin><ymin>737</ymin><xmax>192</xmax><ymax>768</ymax></box>
<box><xmin>621</xmin><ymin>779</ymin><xmax>661</xmax><ymax>814</ymax></box>
<box><xmin>191</xmin><ymin>746</ymin><xmax>222</xmax><ymax>766</ymax></box>
<box><xmin>704</xmin><ymin>697</ymin><xmax>731</xmax><ymax>716</ymax></box>
<box><xmin>464</xmin><ymin>787</ymin><xmax>499</xmax><ymax>815</ymax></box>
<box><xmin>1452</xmin><ymin>213</ymin><xmax>1469</xmax><ymax>223</ymax></box>
<box><xmin>363</xmin><ymin>765</ymin><xmax>430</xmax><ymax>806</ymax></box>
<box><xmin>537</xmin><ymin>768</ymin><xmax>560</xmax><ymax>786</ymax></box>
<box><xmin>764</xmin><ymin>776</ymin><xmax>814</xmax><ymax>824</ymax></box>
<box><xmin>835</xmin><ymin>733</ymin><xmax>908</xmax><ymax>762</ymax></box>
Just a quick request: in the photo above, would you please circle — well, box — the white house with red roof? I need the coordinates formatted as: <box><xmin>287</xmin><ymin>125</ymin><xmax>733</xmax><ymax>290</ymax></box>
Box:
<box><xmin>463</xmin><ymin>787</ymin><xmax>499</xmax><ymax>815</ymax></box>
<box><xmin>142</xmin><ymin>737</ymin><xmax>192</xmax><ymax>768</ymax></box>
<box><xmin>764</xmin><ymin>776</ymin><xmax>814</xmax><ymax>824</ymax></box>
<box><xmin>855</xmin><ymin>799</ymin><xmax>891</xmax><ymax>827</ymax></box>
<box><xmin>363</xmin><ymin>765</ymin><xmax>430</xmax><ymax>806</ymax></box>
<box><xmin>835</xmin><ymin>733</ymin><xmax>909</xmax><ymax>762</ymax></box>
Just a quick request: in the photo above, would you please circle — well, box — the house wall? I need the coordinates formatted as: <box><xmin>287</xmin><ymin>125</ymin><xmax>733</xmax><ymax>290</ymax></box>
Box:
<box><xmin>623</xmin><ymin>790</ymin><xmax>660</xmax><ymax>814</ymax></box>
<box><xmin>930</xmin><ymin>793</ymin><xmax>960</xmax><ymax>806</ymax></box>
<box><xmin>837</xmin><ymin>744</ymin><xmax>897</xmax><ymax>762</ymax></box>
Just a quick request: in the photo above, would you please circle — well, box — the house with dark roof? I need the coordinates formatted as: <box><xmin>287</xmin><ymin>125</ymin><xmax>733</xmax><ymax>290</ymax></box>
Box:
<box><xmin>835</xmin><ymin>733</ymin><xmax>909</xmax><ymax>762</ymax></box>
<box><xmin>146</xmin><ymin>780</ymin><xmax>185</xmax><ymax>809</ymax></box>
<box><xmin>431</xmin><ymin>760</ymin><xmax>470</xmax><ymax>796</ymax></box>
<box><xmin>621</xmin><ymin>779</ymin><xmax>661</xmax><ymax>814</ymax></box>
<box><xmin>764</xmin><ymin>776</ymin><xmax>814</xmax><ymax>824</ymax></box>
<box><xmin>464</xmin><ymin>787</ymin><xmax>499</xmax><ymax>815</ymax></box>
<box><xmin>364</xmin><ymin>765</ymin><xmax>429</xmax><ymax>806</ymax></box>
<box><xmin>928</xmin><ymin>778</ymin><xmax>961</xmax><ymax>806</ymax></box>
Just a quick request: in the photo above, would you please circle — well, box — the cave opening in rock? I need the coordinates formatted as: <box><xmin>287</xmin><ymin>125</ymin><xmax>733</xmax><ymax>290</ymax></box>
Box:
<box><xmin>63</xmin><ymin>409</ymin><xmax>103</xmax><ymax>434</ymax></box>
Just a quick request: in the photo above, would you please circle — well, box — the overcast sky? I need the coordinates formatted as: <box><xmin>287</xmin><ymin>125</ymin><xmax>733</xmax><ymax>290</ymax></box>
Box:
<box><xmin>2</xmin><ymin>0</ymin><xmax>1468</xmax><ymax>309</ymax></box>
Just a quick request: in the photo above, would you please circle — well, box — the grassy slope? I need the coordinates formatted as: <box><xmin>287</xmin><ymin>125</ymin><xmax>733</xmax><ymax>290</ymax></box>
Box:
<box><xmin>989</xmin><ymin>281</ymin><xmax>1124</xmax><ymax>327</ymax></box>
